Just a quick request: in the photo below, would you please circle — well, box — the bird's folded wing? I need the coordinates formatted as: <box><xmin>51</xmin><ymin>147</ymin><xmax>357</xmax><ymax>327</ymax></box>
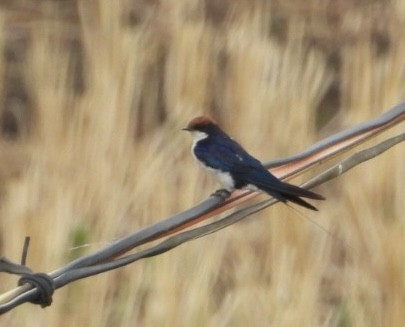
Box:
<box><xmin>193</xmin><ymin>137</ymin><xmax>263</xmax><ymax>173</ymax></box>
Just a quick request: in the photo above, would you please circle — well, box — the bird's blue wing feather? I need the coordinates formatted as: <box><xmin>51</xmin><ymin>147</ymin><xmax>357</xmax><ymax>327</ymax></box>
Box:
<box><xmin>194</xmin><ymin>136</ymin><xmax>263</xmax><ymax>173</ymax></box>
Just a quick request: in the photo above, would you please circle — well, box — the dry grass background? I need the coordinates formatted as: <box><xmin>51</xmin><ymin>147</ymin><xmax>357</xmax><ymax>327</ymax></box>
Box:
<box><xmin>0</xmin><ymin>0</ymin><xmax>404</xmax><ymax>326</ymax></box>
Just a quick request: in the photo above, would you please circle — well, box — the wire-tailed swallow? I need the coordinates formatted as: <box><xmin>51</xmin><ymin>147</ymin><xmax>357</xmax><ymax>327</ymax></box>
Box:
<box><xmin>183</xmin><ymin>116</ymin><xmax>325</xmax><ymax>211</ymax></box>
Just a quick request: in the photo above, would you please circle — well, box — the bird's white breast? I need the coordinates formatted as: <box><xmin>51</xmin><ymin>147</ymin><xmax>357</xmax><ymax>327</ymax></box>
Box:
<box><xmin>200</xmin><ymin>164</ymin><xmax>235</xmax><ymax>191</ymax></box>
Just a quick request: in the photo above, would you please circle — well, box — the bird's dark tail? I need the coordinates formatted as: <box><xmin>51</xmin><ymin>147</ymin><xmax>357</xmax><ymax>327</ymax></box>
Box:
<box><xmin>278</xmin><ymin>193</ymin><xmax>319</xmax><ymax>211</ymax></box>
<box><xmin>262</xmin><ymin>182</ymin><xmax>325</xmax><ymax>211</ymax></box>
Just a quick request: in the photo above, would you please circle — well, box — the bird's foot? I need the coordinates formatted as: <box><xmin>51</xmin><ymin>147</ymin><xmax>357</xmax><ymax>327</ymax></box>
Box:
<box><xmin>211</xmin><ymin>188</ymin><xmax>231</xmax><ymax>200</ymax></box>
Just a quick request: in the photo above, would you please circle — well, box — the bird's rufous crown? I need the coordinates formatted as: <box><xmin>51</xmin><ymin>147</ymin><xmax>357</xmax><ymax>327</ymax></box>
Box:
<box><xmin>185</xmin><ymin>116</ymin><xmax>216</xmax><ymax>130</ymax></box>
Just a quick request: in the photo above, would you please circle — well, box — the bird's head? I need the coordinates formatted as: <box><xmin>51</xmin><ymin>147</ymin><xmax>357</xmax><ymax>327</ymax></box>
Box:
<box><xmin>182</xmin><ymin>116</ymin><xmax>218</xmax><ymax>141</ymax></box>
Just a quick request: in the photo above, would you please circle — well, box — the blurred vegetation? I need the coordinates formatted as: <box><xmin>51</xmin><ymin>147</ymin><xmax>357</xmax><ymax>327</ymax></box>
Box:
<box><xmin>0</xmin><ymin>0</ymin><xmax>403</xmax><ymax>326</ymax></box>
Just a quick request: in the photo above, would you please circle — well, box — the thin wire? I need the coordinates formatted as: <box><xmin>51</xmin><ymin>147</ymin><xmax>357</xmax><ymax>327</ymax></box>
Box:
<box><xmin>285</xmin><ymin>203</ymin><xmax>356</xmax><ymax>254</ymax></box>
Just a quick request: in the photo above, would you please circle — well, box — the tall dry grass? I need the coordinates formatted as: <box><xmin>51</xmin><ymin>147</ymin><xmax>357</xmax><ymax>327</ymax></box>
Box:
<box><xmin>0</xmin><ymin>0</ymin><xmax>404</xmax><ymax>326</ymax></box>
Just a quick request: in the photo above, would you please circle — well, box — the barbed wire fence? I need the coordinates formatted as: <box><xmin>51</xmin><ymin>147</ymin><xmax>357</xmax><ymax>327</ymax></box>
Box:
<box><xmin>0</xmin><ymin>103</ymin><xmax>404</xmax><ymax>314</ymax></box>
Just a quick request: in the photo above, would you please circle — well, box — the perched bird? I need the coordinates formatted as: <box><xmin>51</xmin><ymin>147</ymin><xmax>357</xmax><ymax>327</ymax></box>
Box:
<box><xmin>183</xmin><ymin>116</ymin><xmax>325</xmax><ymax>211</ymax></box>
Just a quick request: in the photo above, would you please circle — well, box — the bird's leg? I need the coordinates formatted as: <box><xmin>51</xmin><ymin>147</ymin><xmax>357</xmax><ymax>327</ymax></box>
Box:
<box><xmin>211</xmin><ymin>188</ymin><xmax>231</xmax><ymax>200</ymax></box>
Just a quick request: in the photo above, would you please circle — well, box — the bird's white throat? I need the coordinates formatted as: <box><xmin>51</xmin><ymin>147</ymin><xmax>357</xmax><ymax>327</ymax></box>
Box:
<box><xmin>190</xmin><ymin>130</ymin><xmax>208</xmax><ymax>143</ymax></box>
